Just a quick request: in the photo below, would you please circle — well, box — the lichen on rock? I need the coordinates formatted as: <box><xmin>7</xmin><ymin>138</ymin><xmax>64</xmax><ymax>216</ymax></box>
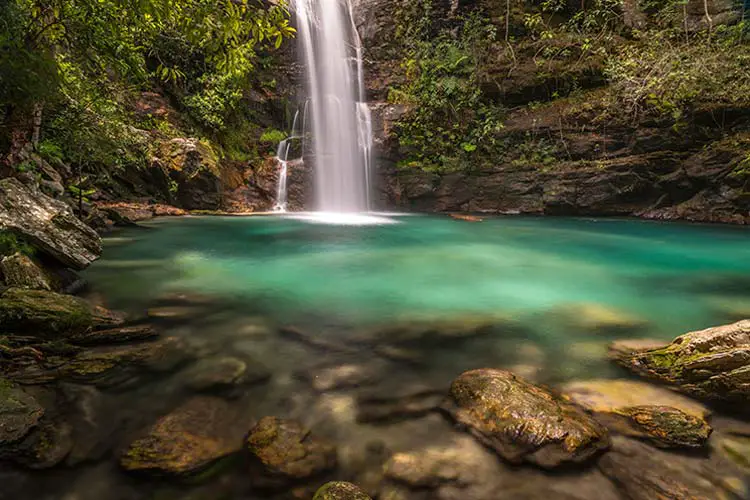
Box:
<box><xmin>314</xmin><ymin>481</ymin><xmax>372</xmax><ymax>500</ymax></box>
<box><xmin>610</xmin><ymin>320</ymin><xmax>750</xmax><ymax>402</ymax></box>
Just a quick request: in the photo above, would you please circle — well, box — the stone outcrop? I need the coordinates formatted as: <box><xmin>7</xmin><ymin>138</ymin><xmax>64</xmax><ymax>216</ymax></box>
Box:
<box><xmin>245</xmin><ymin>416</ymin><xmax>337</xmax><ymax>487</ymax></box>
<box><xmin>120</xmin><ymin>396</ymin><xmax>243</xmax><ymax>476</ymax></box>
<box><xmin>611</xmin><ymin>320</ymin><xmax>750</xmax><ymax>403</ymax></box>
<box><xmin>0</xmin><ymin>178</ymin><xmax>101</xmax><ymax>269</ymax></box>
<box><xmin>442</xmin><ymin>368</ymin><xmax>610</xmax><ymax>468</ymax></box>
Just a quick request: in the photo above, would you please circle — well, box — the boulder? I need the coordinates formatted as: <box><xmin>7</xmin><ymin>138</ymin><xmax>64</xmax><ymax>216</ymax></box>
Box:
<box><xmin>442</xmin><ymin>369</ymin><xmax>609</xmax><ymax>468</ymax></box>
<box><xmin>245</xmin><ymin>416</ymin><xmax>337</xmax><ymax>487</ymax></box>
<box><xmin>0</xmin><ymin>178</ymin><xmax>101</xmax><ymax>270</ymax></box>
<box><xmin>314</xmin><ymin>482</ymin><xmax>372</xmax><ymax>500</ymax></box>
<box><xmin>120</xmin><ymin>396</ymin><xmax>244</xmax><ymax>476</ymax></box>
<box><xmin>611</xmin><ymin>320</ymin><xmax>750</xmax><ymax>402</ymax></box>
<box><xmin>0</xmin><ymin>288</ymin><xmax>122</xmax><ymax>337</ymax></box>
<box><xmin>598</xmin><ymin>436</ymin><xmax>748</xmax><ymax>500</ymax></box>
<box><xmin>161</xmin><ymin>138</ymin><xmax>222</xmax><ymax>210</ymax></box>
<box><xmin>0</xmin><ymin>253</ymin><xmax>54</xmax><ymax>290</ymax></box>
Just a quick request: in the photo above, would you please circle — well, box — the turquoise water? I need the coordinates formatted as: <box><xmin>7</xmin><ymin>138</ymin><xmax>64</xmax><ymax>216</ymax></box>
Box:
<box><xmin>87</xmin><ymin>214</ymin><xmax>750</xmax><ymax>345</ymax></box>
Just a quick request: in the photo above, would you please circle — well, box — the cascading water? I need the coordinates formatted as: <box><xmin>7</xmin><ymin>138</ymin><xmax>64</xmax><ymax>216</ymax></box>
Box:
<box><xmin>294</xmin><ymin>0</ymin><xmax>373</xmax><ymax>213</ymax></box>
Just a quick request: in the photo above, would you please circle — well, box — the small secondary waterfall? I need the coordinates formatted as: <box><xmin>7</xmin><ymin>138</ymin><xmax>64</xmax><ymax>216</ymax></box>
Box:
<box><xmin>292</xmin><ymin>0</ymin><xmax>373</xmax><ymax>213</ymax></box>
<box><xmin>273</xmin><ymin>110</ymin><xmax>300</xmax><ymax>213</ymax></box>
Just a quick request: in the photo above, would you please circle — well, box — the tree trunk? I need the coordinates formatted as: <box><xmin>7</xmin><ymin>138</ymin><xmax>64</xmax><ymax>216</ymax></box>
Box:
<box><xmin>31</xmin><ymin>102</ymin><xmax>43</xmax><ymax>148</ymax></box>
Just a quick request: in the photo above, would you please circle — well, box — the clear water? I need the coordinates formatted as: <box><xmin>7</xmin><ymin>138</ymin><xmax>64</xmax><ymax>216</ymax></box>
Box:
<box><xmin>8</xmin><ymin>215</ymin><xmax>749</xmax><ymax>500</ymax></box>
<box><xmin>87</xmin><ymin>214</ymin><xmax>750</xmax><ymax>344</ymax></box>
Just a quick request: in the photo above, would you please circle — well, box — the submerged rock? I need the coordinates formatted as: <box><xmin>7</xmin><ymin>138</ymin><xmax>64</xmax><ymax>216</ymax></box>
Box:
<box><xmin>562</xmin><ymin>379</ymin><xmax>712</xmax><ymax>448</ymax></box>
<box><xmin>120</xmin><ymin>396</ymin><xmax>243</xmax><ymax>476</ymax></box>
<box><xmin>356</xmin><ymin>315</ymin><xmax>512</xmax><ymax>347</ymax></box>
<box><xmin>0</xmin><ymin>379</ymin><xmax>44</xmax><ymax>446</ymax></box>
<box><xmin>245</xmin><ymin>416</ymin><xmax>337</xmax><ymax>487</ymax></box>
<box><xmin>545</xmin><ymin>302</ymin><xmax>648</xmax><ymax>334</ymax></box>
<box><xmin>0</xmin><ymin>178</ymin><xmax>101</xmax><ymax>270</ymax></box>
<box><xmin>598</xmin><ymin>436</ymin><xmax>748</xmax><ymax>500</ymax></box>
<box><xmin>314</xmin><ymin>482</ymin><xmax>372</xmax><ymax>500</ymax></box>
<box><xmin>611</xmin><ymin>320</ymin><xmax>750</xmax><ymax>402</ymax></box>
<box><xmin>0</xmin><ymin>288</ymin><xmax>123</xmax><ymax>338</ymax></box>
<box><xmin>357</xmin><ymin>388</ymin><xmax>443</xmax><ymax>424</ymax></box>
<box><xmin>184</xmin><ymin>356</ymin><xmax>269</xmax><ymax>393</ymax></box>
<box><xmin>562</xmin><ymin>379</ymin><xmax>710</xmax><ymax>418</ymax></box>
<box><xmin>301</xmin><ymin>362</ymin><xmax>384</xmax><ymax>392</ymax></box>
<box><xmin>442</xmin><ymin>368</ymin><xmax>609</xmax><ymax>468</ymax></box>
<box><xmin>63</xmin><ymin>336</ymin><xmax>191</xmax><ymax>387</ymax></box>
<box><xmin>14</xmin><ymin>419</ymin><xmax>74</xmax><ymax>469</ymax></box>
<box><xmin>0</xmin><ymin>253</ymin><xmax>54</xmax><ymax>290</ymax></box>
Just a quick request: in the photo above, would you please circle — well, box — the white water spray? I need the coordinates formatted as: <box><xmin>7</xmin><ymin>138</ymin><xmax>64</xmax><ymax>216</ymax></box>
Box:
<box><xmin>294</xmin><ymin>0</ymin><xmax>373</xmax><ymax>212</ymax></box>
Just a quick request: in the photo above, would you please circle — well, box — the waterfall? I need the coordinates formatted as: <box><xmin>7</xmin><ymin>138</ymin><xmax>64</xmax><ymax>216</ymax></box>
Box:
<box><xmin>294</xmin><ymin>0</ymin><xmax>373</xmax><ymax>213</ymax></box>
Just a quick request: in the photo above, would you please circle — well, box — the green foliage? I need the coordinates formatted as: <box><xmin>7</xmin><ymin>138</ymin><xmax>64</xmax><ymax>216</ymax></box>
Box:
<box><xmin>391</xmin><ymin>6</ymin><xmax>503</xmax><ymax>172</ymax></box>
<box><xmin>605</xmin><ymin>25</ymin><xmax>750</xmax><ymax>122</ymax></box>
<box><xmin>259</xmin><ymin>129</ymin><xmax>287</xmax><ymax>144</ymax></box>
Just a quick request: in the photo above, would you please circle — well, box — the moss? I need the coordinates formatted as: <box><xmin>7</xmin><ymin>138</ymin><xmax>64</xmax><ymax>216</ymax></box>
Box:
<box><xmin>0</xmin><ymin>289</ymin><xmax>94</xmax><ymax>337</ymax></box>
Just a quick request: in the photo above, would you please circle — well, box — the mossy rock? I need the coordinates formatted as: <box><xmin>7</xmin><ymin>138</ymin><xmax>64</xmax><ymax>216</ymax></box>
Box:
<box><xmin>0</xmin><ymin>288</ymin><xmax>93</xmax><ymax>336</ymax></box>
<box><xmin>0</xmin><ymin>253</ymin><xmax>54</xmax><ymax>290</ymax></box>
<box><xmin>442</xmin><ymin>368</ymin><xmax>610</xmax><ymax>468</ymax></box>
<box><xmin>0</xmin><ymin>288</ymin><xmax>123</xmax><ymax>338</ymax></box>
<box><xmin>245</xmin><ymin>416</ymin><xmax>337</xmax><ymax>487</ymax></box>
<box><xmin>610</xmin><ymin>320</ymin><xmax>750</xmax><ymax>402</ymax></box>
<box><xmin>314</xmin><ymin>481</ymin><xmax>371</xmax><ymax>500</ymax></box>
<box><xmin>562</xmin><ymin>379</ymin><xmax>711</xmax><ymax>448</ymax></box>
<box><xmin>610</xmin><ymin>406</ymin><xmax>712</xmax><ymax>449</ymax></box>
<box><xmin>120</xmin><ymin>396</ymin><xmax>243</xmax><ymax>477</ymax></box>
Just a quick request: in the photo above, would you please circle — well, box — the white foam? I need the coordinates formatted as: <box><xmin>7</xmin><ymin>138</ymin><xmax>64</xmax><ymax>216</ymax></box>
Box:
<box><xmin>285</xmin><ymin>212</ymin><xmax>400</xmax><ymax>226</ymax></box>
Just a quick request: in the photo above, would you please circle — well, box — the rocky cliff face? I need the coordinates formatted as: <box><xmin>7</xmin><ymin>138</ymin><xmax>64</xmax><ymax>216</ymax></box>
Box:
<box><xmin>353</xmin><ymin>0</ymin><xmax>750</xmax><ymax>224</ymax></box>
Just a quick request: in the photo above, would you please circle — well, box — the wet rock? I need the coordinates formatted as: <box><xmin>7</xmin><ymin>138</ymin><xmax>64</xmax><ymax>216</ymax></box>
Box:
<box><xmin>0</xmin><ymin>288</ymin><xmax>124</xmax><ymax>338</ymax></box>
<box><xmin>301</xmin><ymin>362</ymin><xmax>383</xmax><ymax>392</ymax></box>
<box><xmin>611</xmin><ymin>320</ymin><xmax>750</xmax><ymax>402</ymax></box>
<box><xmin>607</xmin><ymin>405</ymin><xmax>712</xmax><ymax>448</ymax></box>
<box><xmin>121</xmin><ymin>396</ymin><xmax>243</xmax><ymax>476</ymax></box>
<box><xmin>0</xmin><ymin>178</ymin><xmax>101</xmax><ymax>270</ymax></box>
<box><xmin>0</xmin><ymin>253</ymin><xmax>54</xmax><ymax>290</ymax></box>
<box><xmin>546</xmin><ymin>302</ymin><xmax>648</xmax><ymax>334</ymax></box>
<box><xmin>562</xmin><ymin>380</ymin><xmax>712</xmax><ymax>448</ymax></box>
<box><xmin>69</xmin><ymin>325</ymin><xmax>159</xmax><ymax>346</ymax></box>
<box><xmin>314</xmin><ymin>482</ymin><xmax>372</xmax><ymax>500</ymax></box>
<box><xmin>442</xmin><ymin>368</ymin><xmax>609</xmax><ymax>468</ymax></box>
<box><xmin>63</xmin><ymin>337</ymin><xmax>192</xmax><ymax>387</ymax></box>
<box><xmin>184</xmin><ymin>356</ymin><xmax>270</xmax><ymax>393</ymax></box>
<box><xmin>598</xmin><ymin>436</ymin><xmax>748</xmax><ymax>500</ymax></box>
<box><xmin>245</xmin><ymin>416</ymin><xmax>337</xmax><ymax>487</ymax></box>
<box><xmin>0</xmin><ymin>379</ymin><xmax>44</xmax><ymax>445</ymax></box>
<box><xmin>97</xmin><ymin>202</ymin><xmax>154</xmax><ymax>224</ymax></box>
